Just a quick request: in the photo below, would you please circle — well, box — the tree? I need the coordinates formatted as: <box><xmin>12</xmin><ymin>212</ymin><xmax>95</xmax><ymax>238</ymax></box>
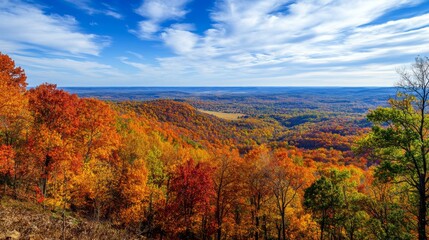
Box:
<box><xmin>112</xmin><ymin>153</ymin><xmax>148</xmax><ymax>227</ymax></box>
<box><xmin>113</xmin><ymin>116</ymin><xmax>149</xmax><ymax>228</ymax></box>
<box><xmin>27</xmin><ymin>84</ymin><xmax>80</xmax><ymax>200</ymax></box>
<box><xmin>0</xmin><ymin>53</ymin><xmax>29</xmax><ymax>191</ymax></box>
<box><xmin>304</xmin><ymin>171</ymin><xmax>346</xmax><ymax>240</ymax></box>
<box><xmin>77</xmin><ymin>98</ymin><xmax>119</xmax><ymax>163</ymax></box>
<box><xmin>361</xmin><ymin>56</ymin><xmax>429</xmax><ymax>240</ymax></box>
<box><xmin>360</xmin><ymin>170</ymin><xmax>413</xmax><ymax>240</ymax></box>
<box><xmin>211</xmin><ymin>148</ymin><xmax>243</xmax><ymax>240</ymax></box>
<box><xmin>0</xmin><ymin>53</ymin><xmax>27</xmax><ymax>91</ymax></box>
<box><xmin>244</xmin><ymin>145</ymin><xmax>273</xmax><ymax>240</ymax></box>
<box><xmin>270</xmin><ymin>149</ymin><xmax>313</xmax><ymax>240</ymax></box>
<box><xmin>166</xmin><ymin>159</ymin><xmax>214</xmax><ymax>239</ymax></box>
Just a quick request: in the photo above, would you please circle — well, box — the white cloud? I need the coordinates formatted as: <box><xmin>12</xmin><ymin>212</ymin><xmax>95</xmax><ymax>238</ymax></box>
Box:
<box><xmin>63</xmin><ymin>0</ymin><xmax>123</xmax><ymax>19</ymax></box>
<box><xmin>0</xmin><ymin>0</ymin><xmax>119</xmax><ymax>86</ymax></box>
<box><xmin>136</xmin><ymin>0</ymin><xmax>190</xmax><ymax>22</ymax></box>
<box><xmin>133</xmin><ymin>21</ymin><xmax>160</xmax><ymax>39</ymax></box>
<box><xmin>123</xmin><ymin>0</ymin><xmax>429</xmax><ymax>86</ymax></box>
<box><xmin>121</xmin><ymin>56</ymin><xmax>405</xmax><ymax>86</ymax></box>
<box><xmin>12</xmin><ymin>54</ymin><xmax>124</xmax><ymax>86</ymax></box>
<box><xmin>133</xmin><ymin>0</ymin><xmax>191</xmax><ymax>39</ymax></box>
<box><xmin>161</xmin><ymin>27</ymin><xmax>199</xmax><ymax>54</ymax></box>
<box><xmin>126</xmin><ymin>51</ymin><xmax>144</xmax><ymax>60</ymax></box>
<box><xmin>63</xmin><ymin>0</ymin><xmax>95</xmax><ymax>14</ymax></box>
<box><xmin>201</xmin><ymin>0</ymin><xmax>419</xmax><ymax>59</ymax></box>
<box><xmin>0</xmin><ymin>0</ymin><xmax>108</xmax><ymax>56</ymax></box>
<box><xmin>104</xmin><ymin>9</ymin><xmax>122</xmax><ymax>19</ymax></box>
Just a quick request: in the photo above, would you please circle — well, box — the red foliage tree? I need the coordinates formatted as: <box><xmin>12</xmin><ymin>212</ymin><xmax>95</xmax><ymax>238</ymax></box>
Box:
<box><xmin>165</xmin><ymin>159</ymin><xmax>215</xmax><ymax>239</ymax></box>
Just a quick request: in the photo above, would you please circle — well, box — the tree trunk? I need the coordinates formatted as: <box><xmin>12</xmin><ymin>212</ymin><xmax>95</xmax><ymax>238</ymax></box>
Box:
<box><xmin>255</xmin><ymin>215</ymin><xmax>259</xmax><ymax>240</ymax></box>
<box><xmin>217</xmin><ymin>224</ymin><xmax>222</xmax><ymax>240</ymax></box>
<box><xmin>281</xmin><ymin>209</ymin><xmax>286</xmax><ymax>240</ymax></box>
<box><xmin>12</xmin><ymin>170</ymin><xmax>17</xmax><ymax>199</ymax></box>
<box><xmin>42</xmin><ymin>155</ymin><xmax>52</xmax><ymax>202</ymax></box>
<box><xmin>0</xmin><ymin>180</ymin><xmax>5</xmax><ymax>199</ymax></box>
<box><xmin>62</xmin><ymin>203</ymin><xmax>66</xmax><ymax>240</ymax></box>
<box><xmin>320</xmin><ymin>211</ymin><xmax>326</xmax><ymax>240</ymax></box>
<box><xmin>418</xmin><ymin>175</ymin><xmax>427</xmax><ymax>240</ymax></box>
<box><xmin>263</xmin><ymin>215</ymin><xmax>268</xmax><ymax>240</ymax></box>
<box><xmin>216</xmin><ymin>194</ymin><xmax>222</xmax><ymax>240</ymax></box>
<box><xmin>276</xmin><ymin>222</ymin><xmax>281</xmax><ymax>240</ymax></box>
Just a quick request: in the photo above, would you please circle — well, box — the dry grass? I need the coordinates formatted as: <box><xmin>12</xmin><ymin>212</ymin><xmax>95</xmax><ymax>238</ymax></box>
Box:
<box><xmin>198</xmin><ymin>109</ymin><xmax>245</xmax><ymax>120</ymax></box>
<box><xmin>0</xmin><ymin>197</ymin><xmax>143</xmax><ymax>240</ymax></box>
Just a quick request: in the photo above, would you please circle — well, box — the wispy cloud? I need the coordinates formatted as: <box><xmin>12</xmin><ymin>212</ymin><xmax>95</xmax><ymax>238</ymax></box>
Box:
<box><xmin>0</xmin><ymin>0</ymin><xmax>109</xmax><ymax>56</ymax></box>
<box><xmin>191</xmin><ymin>0</ymin><xmax>421</xmax><ymax>64</ymax></box>
<box><xmin>0</xmin><ymin>0</ymin><xmax>118</xmax><ymax>86</ymax></box>
<box><xmin>125</xmin><ymin>0</ymin><xmax>429</xmax><ymax>86</ymax></box>
<box><xmin>13</xmin><ymin>54</ymin><xmax>124</xmax><ymax>86</ymax></box>
<box><xmin>63</xmin><ymin>0</ymin><xmax>123</xmax><ymax>19</ymax></box>
<box><xmin>132</xmin><ymin>0</ymin><xmax>192</xmax><ymax>39</ymax></box>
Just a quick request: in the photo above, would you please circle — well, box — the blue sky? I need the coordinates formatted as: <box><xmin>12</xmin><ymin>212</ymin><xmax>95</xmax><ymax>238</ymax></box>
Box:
<box><xmin>1</xmin><ymin>0</ymin><xmax>429</xmax><ymax>86</ymax></box>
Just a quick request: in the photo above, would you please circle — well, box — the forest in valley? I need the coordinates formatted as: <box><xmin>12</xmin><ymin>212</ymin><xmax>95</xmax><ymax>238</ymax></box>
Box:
<box><xmin>1</xmin><ymin>52</ymin><xmax>428</xmax><ymax>240</ymax></box>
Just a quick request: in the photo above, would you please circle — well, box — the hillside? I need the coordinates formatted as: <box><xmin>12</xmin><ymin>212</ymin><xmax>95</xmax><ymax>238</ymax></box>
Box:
<box><xmin>115</xmin><ymin>100</ymin><xmax>368</xmax><ymax>153</ymax></box>
<box><xmin>0</xmin><ymin>197</ymin><xmax>140</xmax><ymax>240</ymax></box>
<box><xmin>115</xmin><ymin>100</ymin><xmax>282</xmax><ymax>149</ymax></box>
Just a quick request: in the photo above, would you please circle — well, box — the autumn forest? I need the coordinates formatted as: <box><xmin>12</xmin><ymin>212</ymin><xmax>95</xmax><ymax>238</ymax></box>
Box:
<box><xmin>1</xmin><ymin>52</ymin><xmax>429</xmax><ymax>240</ymax></box>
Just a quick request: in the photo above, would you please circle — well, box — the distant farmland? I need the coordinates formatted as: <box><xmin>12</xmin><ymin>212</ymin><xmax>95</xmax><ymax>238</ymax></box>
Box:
<box><xmin>198</xmin><ymin>109</ymin><xmax>245</xmax><ymax>120</ymax></box>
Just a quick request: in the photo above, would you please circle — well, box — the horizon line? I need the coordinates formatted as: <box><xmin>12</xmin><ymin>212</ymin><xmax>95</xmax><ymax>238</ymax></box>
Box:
<box><xmin>38</xmin><ymin>85</ymin><xmax>397</xmax><ymax>88</ymax></box>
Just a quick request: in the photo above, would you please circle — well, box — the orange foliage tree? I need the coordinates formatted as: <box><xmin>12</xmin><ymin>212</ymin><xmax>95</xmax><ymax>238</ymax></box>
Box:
<box><xmin>211</xmin><ymin>148</ymin><xmax>244</xmax><ymax>240</ymax></box>
<box><xmin>0</xmin><ymin>53</ymin><xmax>29</xmax><ymax>195</ymax></box>
<box><xmin>270</xmin><ymin>148</ymin><xmax>314</xmax><ymax>240</ymax></box>
<box><xmin>27</xmin><ymin>84</ymin><xmax>80</xmax><ymax>202</ymax></box>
